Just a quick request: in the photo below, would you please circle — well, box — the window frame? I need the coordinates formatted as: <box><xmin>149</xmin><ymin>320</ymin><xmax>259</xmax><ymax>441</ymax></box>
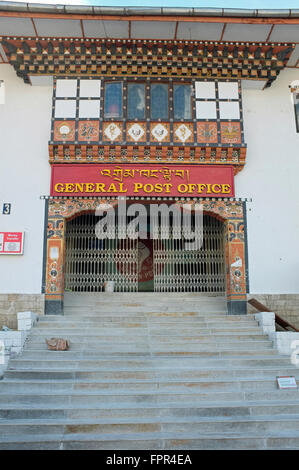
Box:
<box><xmin>126</xmin><ymin>81</ymin><xmax>147</xmax><ymax>121</ymax></box>
<box><xmin>150</xmin><ymin>82</ymin><xmax>170</xmax><ymax>121</ymax></box>
<box><xmin>173</xmin><ymin>82</ymin><xmax>193</xmax><ymax>121</ymax></box>
<box><xmin>103</xmin><ymin>80</ymin><xmax>123</xmax><ymax>120</ymax></box>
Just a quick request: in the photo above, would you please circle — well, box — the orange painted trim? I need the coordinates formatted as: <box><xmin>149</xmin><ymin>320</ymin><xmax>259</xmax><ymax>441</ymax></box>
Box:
<box><xmin>1</xmin><ymin>11</ymin><xmax>299</xmax><ymax>25</ymax></box>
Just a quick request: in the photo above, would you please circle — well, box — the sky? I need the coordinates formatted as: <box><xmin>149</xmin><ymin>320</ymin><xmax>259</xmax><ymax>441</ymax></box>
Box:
<box><xmin>9</xmin><ymin>0</ymin><xmax>299</xmax><ymax>9</ymax></box>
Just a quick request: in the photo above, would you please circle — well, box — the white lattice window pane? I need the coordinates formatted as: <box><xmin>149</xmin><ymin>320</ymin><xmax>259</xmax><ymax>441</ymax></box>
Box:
<box><xmin>196</xmin><ymin>101</ymin><xmax>217</xmax><ymax>119</ymax></box>
<box><xmin>80</xmin><ymin>80</ymin><xmax>101</xmax><ymax>98</ymax></box>
<box><xmin>56</xmin><ymin>79</ymin><xmax>77</xmax><ymax>98</ymax></box>
<box><xmin>218</xmin><ymin>82</ymin><xmax>239</xmax><ymax>100</ymax></box>
<box><xmin>54</xmin><ymin>100</ymin><xmax>76</xmax><ymax>118</ymax></box>
<box><xmin>195</xmin><ymin>81</ymin><xmax>216</xmax><ymax>99</ymax></box>
<box><xmin>79</xmin><ymin>100</ymin><xmax>101</xmax><ymax>118</ymax></box>
<box><xmin>219</xmin><ymin>101</ymin><xmax>240</xmax><ymax>119</ymax></box>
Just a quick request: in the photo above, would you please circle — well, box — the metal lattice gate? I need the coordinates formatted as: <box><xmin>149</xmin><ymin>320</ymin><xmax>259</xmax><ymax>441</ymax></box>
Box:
<box><xmin>65</xmin><ymin>213</ymin><xmax>138</xmax><ymax>292</ymax></box>
<box><xmin>153</xmin><ymin>215</ymin><xmax>226</xmax><ymax>293</ymax></box>
<box><xmin>65</xmin><ymin>213</ymin><xmax>225</xmax><ymax>294</ymax></box>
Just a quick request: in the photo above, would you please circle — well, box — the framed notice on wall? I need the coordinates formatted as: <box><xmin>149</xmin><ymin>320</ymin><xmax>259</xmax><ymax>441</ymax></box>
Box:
<box><xmin>0</xmin><ymin>232</ymin><xmax>24</xmax><ymax>255</ymax></box>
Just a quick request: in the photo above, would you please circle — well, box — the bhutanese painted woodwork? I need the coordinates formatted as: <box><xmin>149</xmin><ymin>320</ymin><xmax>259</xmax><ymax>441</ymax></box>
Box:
<box><xmin>48</xmin><ymin>77</ymin><xmax>247</xmax><ymax>173</ymax></box>
<box><xmin>45</xmin><ymin>197</ymin><xmax>248</xmax><ymax>314</ymax></box>
<box><xmin>0</xmin><ymin>37</ymin><xmax>293</xmax><ymax>87</ymax></box>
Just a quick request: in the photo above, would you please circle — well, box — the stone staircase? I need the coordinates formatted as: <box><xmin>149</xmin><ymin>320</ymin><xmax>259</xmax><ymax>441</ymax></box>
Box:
<box><xmin>1</xmin><ymin>292</ymin><xmax>299</xmax><ymax>450</ymax></box>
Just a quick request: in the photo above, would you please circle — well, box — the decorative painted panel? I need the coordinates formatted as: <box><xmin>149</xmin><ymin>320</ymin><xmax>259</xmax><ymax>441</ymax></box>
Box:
<box><xmin>78</xmin><ymin>121</ymin><xmax>100</xmax><ymax>142</ymax></box>
<box><xmin>126</xmin><ymin>122</ymin><xmax>147</xmax><ymax>143</ymax></box>
<box><xmin>173</xmin><ymin>123</ymin><xmax>194</xmax><ymax>144</ymax></box>
<box><xmin>150</xmin><ymin>122</ymin><xmax>170</xmax><ymax>143</ymax></box>
<box><xmin>197</xmin><ymin>122</ymin><xmax>218</xmax><ymax>144</ymax></box>
<box><xmin>103</xmin><ymin>122</ymin><xmax>123</xmax><ymax>142</ymax></box>
<box><xmin>54</xmin><ymin>121</ymin><xmax>75</xmax><ymax>141</ymax></box>
<box><xmin>220</xmin><ymin>122</ymin><xmax>242</xmax><ymax>144</ymax></box>
<box><xmin>45</xmin><ymin>218</ymin><xmax>65</xmax><ymax>299</ymax></box>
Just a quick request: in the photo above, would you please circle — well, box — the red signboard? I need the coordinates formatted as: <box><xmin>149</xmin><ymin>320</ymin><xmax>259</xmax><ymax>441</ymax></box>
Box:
<box><xmin>0</xmin><ymin>232</ymin><xmax>24</xmax><ymax>255</ymax></box>
<box><xmin>50</xmin><ymin>164</ymin><xmax>235</xmax><ymax>198</ymax></box>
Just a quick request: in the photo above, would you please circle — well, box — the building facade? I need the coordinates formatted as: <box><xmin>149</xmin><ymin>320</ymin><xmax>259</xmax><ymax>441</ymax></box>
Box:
<box><xmin>0</xmin><ymin>3</ymin><xmax>299</xmax><ymax>324</ymax></box>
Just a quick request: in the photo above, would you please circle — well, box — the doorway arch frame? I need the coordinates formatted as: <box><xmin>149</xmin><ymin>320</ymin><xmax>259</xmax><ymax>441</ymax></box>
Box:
<box><xmin>43</xmin><ymin>197</ymin><xmax>249</xmax><ymax>315</ymax></box>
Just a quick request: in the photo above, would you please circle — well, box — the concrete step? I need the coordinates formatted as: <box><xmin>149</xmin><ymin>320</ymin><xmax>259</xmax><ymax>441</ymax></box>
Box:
<box><xmin>0</xmin><ymin>378</ymin><xmax>293</xmax><ymax>393</ymax></box>
<box><xmin>25</xmin><ymin>330</ymin><xmax>266</xmax><ymax>341</ymax></box>
<box><xmin>33</xmin><ymin>319</ymin><xmax>258</xmax><ymax>329</ymax></box>
<box><xmin>1</xmin><ymin>389</ymin><xmax>299</xmax><ymax>406</ymax></box>
<box><xmin>62</xmin><ymin>306</ymin><xmax>228</xmax><ymax>314</ymax></box>
<box><xmin>1</xmin><ymin>434</ymin><xmax>299</xmax><ymax>450</ymax></box>
<box><xmin>7</xmin><ymin>355</ymin><xmax>292</xmax><ymax>371</ymax></box>
<box><xmin>25</xmin><ymin>333</ymin><xmax>268</xmax><ymax>343</ymax></box>
<box><xmin>4</xmin><ymin>367</ymin><xmax>299</xmax><ymax>381</ymax></box>
<box><xmin>22</xmin><ymin>342</ymin><xmax>274</xmax><ymax>354</ymax></box>
<box><xmin>28</xmin><ymin>326</ymin><xmax>263</xmax><ymax>336</ymax></box>
<box><xmin>38</xmin><ymin>314</ymin><xmax>253</xmax><ymax>323</ymax></box>
<box><xmin>62</xmin><ymin>306</ymin><xmax>228</xmax><ymax>313</ymax></box>
<box><xmin>3</xmin><ymin>402</ymin><xmax>299</xmax><ymax>420</ymax></box>
<box><xmin>2</xmin><ymin>415</ymin><xmax>299</xmax><ymax>436</ymax></box>
<box><xmin>63</xmin><ymin>293</ymin><xmax>227</xmax><ymax>302</ymax></box>
<box><xmin>11</xmin><ymin>342</ymin><xmax>277</xmax><ymax>356</ymax></box>
<box><xmin>9</xmin><ymin>353</ymin><xmax>289</xmax><ymax>372</ymax></box>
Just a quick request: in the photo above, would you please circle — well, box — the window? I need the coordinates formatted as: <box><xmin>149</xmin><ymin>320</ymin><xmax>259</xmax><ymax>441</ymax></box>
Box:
<box><xmin>104</xmin><ymin>82</ymin><xmax>123</xmax><ymax>119</ymax></box>
<box><xmin>56</xmin><ymin>79</ymin><xmax>77</xmax><ymax>98</ymax></box>
<box><xmin>174</xmin><ymin>84</ymin><xmax>192</xmax><ymax>119</ymax></box>
<box><xmin>195</xmin><ymin>81</ymin><xmax>240</xmax><ymax>120</ymax></box>
<box><xmin>54</xmin><ymin>100</ymin><xmax>76</xmax><ymax>118</ymax></box>
<box><xmin>79</xmin><ymin>100</ymin><xmax>100</xmax><ymax>118</ymax></box>
<box><xmin>150</xmin><ymin>83</ymin><xmax>168</xmax><ymax>120</ymax></box>
<box><xmin>127</xmin><ymin>83</ymin><xmax>145</xmax><ymax>119</ymax></box>
<box><xmin>79</xmin><ymin>79</ymin><xmax>101</xmax><ymax>98</ymax></box>
<box><xmin>54</xmin><ymin>78</ymin><xmax>101</xmax><ymax>119</ymax></box>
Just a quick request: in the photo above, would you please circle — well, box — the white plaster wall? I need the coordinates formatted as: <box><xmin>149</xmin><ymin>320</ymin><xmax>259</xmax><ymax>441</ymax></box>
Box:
<box><xmin>0</xmin><ymin>65</ymin><xmax>52</xmax><ymax>293</ymax></box>
<box><xmin>238</xmin><ymin>69</ymin><xmax>299</xmax><ymax>293</ymax></box>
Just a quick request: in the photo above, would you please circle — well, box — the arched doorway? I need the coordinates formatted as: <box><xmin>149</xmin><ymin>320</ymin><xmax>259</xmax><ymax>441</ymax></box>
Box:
<box><xmin>45</xmin><ymin>197</ymin><xmax>248</xmax><ymax>314</ymax></box>
<box><xmin>64</xmin><ymin>210</ymin><xmax>225</xmax><ymax>294</ymax></box>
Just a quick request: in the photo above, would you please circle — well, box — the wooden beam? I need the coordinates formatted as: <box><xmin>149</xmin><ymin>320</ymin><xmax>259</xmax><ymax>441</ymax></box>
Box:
<box><xmin>1</xmin><ymin>11</ymin><xmax>299</xmax><ymax>25</ymax></box>
<box><xmin>174</xmin><ymin>21</ymin><xmax>179</xmax><ymax>40</ymax></box>
<box><xmin>265</xmin><ymin>24</ymin><xmax>275</xmax><ymax>42</ymax></box>
<box><xmin>80</xmin><ymin>19</ymin><xmax>85</xmax><ymax>38</ymax></box>
<box><xmin>31</xmin><ymin>18</ymin><xmax>38</xmax><ymax>37</ymax></box>
<box><xmin>220</xmin><ymin>24</ymin><xmax>226</xmax><ymax>41</ymax></box>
